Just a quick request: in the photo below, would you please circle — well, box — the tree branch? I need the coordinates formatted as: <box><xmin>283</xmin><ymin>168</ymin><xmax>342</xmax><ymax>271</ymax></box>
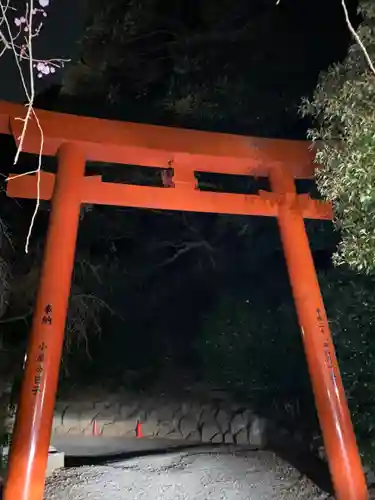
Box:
<box><xmin>0</xmin><ymin>309</ymin><xmax>32</xmax><ymax>324</ymax></box>
<box><xmin>156</xmin><ymin>240</ymin><xmax>215</xmax><ymax>268</ymax></box>
<box><xmin>341</xmin><ymin>0</ymin><xmax>375</xmax><ymax>76</ymax></box>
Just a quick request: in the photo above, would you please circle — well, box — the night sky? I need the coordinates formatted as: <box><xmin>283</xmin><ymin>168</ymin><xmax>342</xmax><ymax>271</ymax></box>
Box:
<box><xmin>0</xmin><ymin>0</ymin><xmax>87</xmax><ymax>103</ymax></box>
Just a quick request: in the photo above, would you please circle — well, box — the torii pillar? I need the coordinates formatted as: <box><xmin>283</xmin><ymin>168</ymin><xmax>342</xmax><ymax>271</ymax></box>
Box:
<box><xmin>4</xmin><ymin>143</ymin><xmax>85</xmax><ymax>500</ymax></box>
<box><xmin>269</xmin><ymin>165</ymin><xmax>368</xmax><ymax>500</ymax></box>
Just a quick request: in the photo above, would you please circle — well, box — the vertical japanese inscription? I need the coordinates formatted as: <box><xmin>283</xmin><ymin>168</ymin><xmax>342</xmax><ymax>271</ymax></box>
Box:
<box><xmin>316</xmin><ymin>307</ymin><xmax>336</xmax><ymax>384</ymax></box>
<box><xmin>32</xmin><ymin>342</ymin><xmax>47</xmax><ymax>395</ymax></box>
<box><xmin>31</xmin><ymin>304</ymin><xmax>52</xmax><ymax>394</ymax></box>
<box><xmin>41</xmin><ymin>304</ymin><xmax>53</xmax><ymax>325</ymax></box>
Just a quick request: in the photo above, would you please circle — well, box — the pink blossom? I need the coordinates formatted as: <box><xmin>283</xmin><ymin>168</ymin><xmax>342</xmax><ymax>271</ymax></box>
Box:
<box><xmin>9</xmin><ymin>0</ymin><xmax>62</xmax><ymax>81</ymax></box>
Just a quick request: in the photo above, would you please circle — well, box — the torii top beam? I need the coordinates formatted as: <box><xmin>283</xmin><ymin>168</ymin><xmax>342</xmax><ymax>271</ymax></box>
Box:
<box><xmin>0</xmin><ymin>100</ymin><xmax>316</xmax><ymax>178</ymax></box>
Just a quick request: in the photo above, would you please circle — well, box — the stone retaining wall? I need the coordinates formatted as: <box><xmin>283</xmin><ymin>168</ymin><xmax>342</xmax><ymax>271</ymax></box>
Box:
<box><xmin>52</xmin><ymin>389</ymin><xmax>272</xmax><ymax>448</ymax></box>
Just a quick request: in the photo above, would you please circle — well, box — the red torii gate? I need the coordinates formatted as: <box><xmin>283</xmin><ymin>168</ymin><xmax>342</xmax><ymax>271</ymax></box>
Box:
<box><xmin>0</xmin><ymin>100</ymin><xmax>368</xmax><ymax>500</ymax></box>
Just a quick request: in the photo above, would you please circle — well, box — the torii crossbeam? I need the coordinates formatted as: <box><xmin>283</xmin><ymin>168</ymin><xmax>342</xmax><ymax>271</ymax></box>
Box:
<box><xmin>0</xmin><ymin>101</ymin><xmax>368</xmax><ymax>500</ymax></box>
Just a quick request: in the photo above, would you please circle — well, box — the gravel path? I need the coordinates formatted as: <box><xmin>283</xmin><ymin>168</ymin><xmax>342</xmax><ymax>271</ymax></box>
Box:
<box><xmin>44</xmin><ymin>448</ymin><xmax>332</xmax><ymax>500</ymax></box>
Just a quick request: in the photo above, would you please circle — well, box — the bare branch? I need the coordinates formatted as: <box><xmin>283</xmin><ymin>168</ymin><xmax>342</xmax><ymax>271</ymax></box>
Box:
<box><xmin>0</xmin><ymin>309</ymin><xmax>32</xmax><ymax>324</ymax></box>
<box><xmin>0</xmin><ymin>0</ymin><xmax>69</xmax><ymax>253</ymax></box>
<box><xmin>156</xmin><ymin>240</ymin><xmax>214</xmax><ymax>268</ymax></box>
<box><xmin>341</xmin><ymin>0</ymin><xmax>375</xmax><ymax>76</ymax></box>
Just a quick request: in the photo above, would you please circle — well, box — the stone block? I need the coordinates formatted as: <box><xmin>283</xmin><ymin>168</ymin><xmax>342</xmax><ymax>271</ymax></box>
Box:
<box><xmin>216</xmin><ymin>409</ymin><xmax>230</xmax><ymax>433</ymax></box>
<box><xmin>235</xmin><ymin>428</ymin><xmax>249</xmax><ymax>445</ymax></box>
<box><xmin>249</xmin><ymin>417</ymin><xmax>267</xmax><ymax>448</ymax></box>
<box><xmin>0</xmin><ymin>446</ymin><xmax>64</xmax><ymax>478</ymax></box>
<box><xmin>201</xmin><ymin>422</ymin><xmax>219</xmax><ymax>442</ymax></box>
<box><xmin>179</xmin><ymin>416</ymin><xmax>199</xmax><ymax>439</ymax></box>
<box><xmin>46</xmin><ymin>450</ymin><xmax>65</xmax><ymax>477</ymax></box>
<box><xmin>230</xmin><ymin>413</ymin><xmax>247</xmax><ymax>434</ymax></box>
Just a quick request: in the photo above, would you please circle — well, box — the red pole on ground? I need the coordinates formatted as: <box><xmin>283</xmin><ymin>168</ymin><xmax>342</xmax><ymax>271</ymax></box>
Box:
<box><xmin>269</xmin><ymin>166</ymin><xmax>368</xmax><ymax>500</ymax></box>
<box><xmin>4</xmin><ymin>143</ymin><xmax>85</xmax><ymax>500</ymax></box>
<box><xmin>136</xmin><ymin>420</ymin><xmax>143</xmax><ymax>438</ymax></box>
<box><xmin>92</xmin><ymin>419</ymin><xmax>100</xmax><ymax>436</ymax></box>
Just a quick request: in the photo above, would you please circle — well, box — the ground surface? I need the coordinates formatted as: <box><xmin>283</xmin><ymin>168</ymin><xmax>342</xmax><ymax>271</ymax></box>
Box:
<box><xmin>44</xmin><ymin>447</ymin><xmax>332</xmax><ymax>500</ymax></box>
